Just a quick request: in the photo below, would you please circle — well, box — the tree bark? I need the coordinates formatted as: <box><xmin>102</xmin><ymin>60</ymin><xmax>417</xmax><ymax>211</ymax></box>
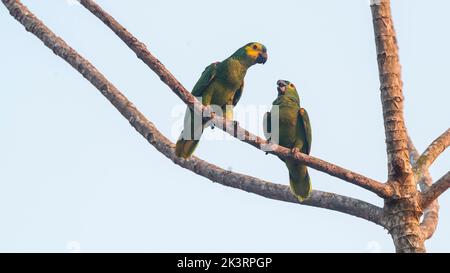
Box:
<box><xmin>414</xmin><ymin>128</ymin><xmax>450</xmax><ymax>181</ymax></box>
<box><xmin>371</xmin><ymin>0</ymin><xmax>424</xmax><ymax>252</ymax></box>
<box><xmin>407</xmin><ymin>135</ymin><xmax>439</xmax><ymax>240</ymax></box>
<box><xmin>421</xmin><ymin>172</ymin><xmax>450</xmax><ymax>209</ymax></box>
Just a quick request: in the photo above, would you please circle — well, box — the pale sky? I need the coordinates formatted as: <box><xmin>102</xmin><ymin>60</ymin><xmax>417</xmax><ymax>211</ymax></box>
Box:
<box><xmin>0</xmin><ymin>0</ymin><xmax>449</xmax><ymax>252</ymax></box>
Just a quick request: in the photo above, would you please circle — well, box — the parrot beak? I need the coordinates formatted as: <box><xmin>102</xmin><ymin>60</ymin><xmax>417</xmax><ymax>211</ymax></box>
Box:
<box><xmin>277</xmin><ymin>80</ymin><xmax>287</xmax><ymax>95</ymax></box>
<box><xmin>256</xmin><ymin>52</ymin><xmax>268</xmax><ymax>64</ymax></box>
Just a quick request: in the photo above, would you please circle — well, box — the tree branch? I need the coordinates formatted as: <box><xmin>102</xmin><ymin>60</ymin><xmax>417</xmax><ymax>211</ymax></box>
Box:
<box><xmin>407</xmin><ymin>135</ymin><xmax>439</xmax><ymax>239</ymax></box>
<box><xmin>413</xmin><ymin>128</ymin><xmax>450</xmax><ymax>181</ymax></box>
<box><xmin>420</xmin><ymin>172</ymin><xmax>450</xmax><ymax>210</ymax></box>
<box><xmin>407</xmin><ymin>134</ymin><xmax>420</xmax><ymax>163</ymax></box>
<box><xmin>1</xmin><ymin>0</ymin><xmax>386</xmax><ymax>227</ymax></box>
<box><xmin>420</xmin><ymin>202</ymin><xmax>439</xmax><ymax>240</ymax></box>
<box><xmin>370</xmin><ymin>0</ymin><xmax>413</xmax><ymax>189</ymax></box>
<box><xmin>78</xmin><ymin>0</ymin><xmax>393</xmax><ymax>199</ymax></box>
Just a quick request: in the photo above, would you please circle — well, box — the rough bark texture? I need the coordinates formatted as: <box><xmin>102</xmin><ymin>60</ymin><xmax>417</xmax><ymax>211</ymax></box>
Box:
<box><xmin>414</xmin><ymin>128</ymin><xmax>450</xmax><ymax>181</ymax></box>
<box><xmin>407</xmin><ymin>136</ymin><xmax>439</xmax><ymax>240</ymax></box>
<box><xmin>420</xmin><ymin>186</ymin><xmax>439</xmax><ymax>240</ymax></box>
<box><xmin>421</xmin><ymin>172</ymin><xmax>450</xmax><ymax>210</ymax></box>
<box><xmin>0</xmin><ymin>0</ymin><xmax>386</xmax><ymax>227</ymax></box>
<box><xmin>412</xmin><ymin>129</ymin><xmax>450</xmax><ymax>240</ymax></box>
<box><xmin>371</xmin><ymin>0</ymin><xmax>424</xmax><ymax>252</ymax></box>
<box><xmin>77</xmin><ymin>0</ymin><xmax>394</xmax><ymax>199</ymax></box>
<box><xmin>371</xmin><ymin>0</ymin><xmax>413</xmax><ymax>187</ymax></box>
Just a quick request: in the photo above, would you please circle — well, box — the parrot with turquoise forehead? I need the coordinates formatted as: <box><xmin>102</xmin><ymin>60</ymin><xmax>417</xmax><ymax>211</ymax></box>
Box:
<box><xmin>175</xmin><ymin>42</ymin><xmax>268</xmax><ymax>158</ymax></box>
<box><xmin>263</xmin><ymin>80</ymin><xmax>312</xmax><ymax>201</ymax></box>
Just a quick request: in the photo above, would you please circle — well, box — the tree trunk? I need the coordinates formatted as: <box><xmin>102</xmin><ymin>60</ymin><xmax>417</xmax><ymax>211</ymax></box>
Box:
<box><xmin>370</xmin><ymin>0</ymin><xmax>426</xmax><ymax>252</ymax></box>
<box><xmin>384</xmin><ymin>197</ymin><xmax>425</xmax><ymax>252</ymax></box>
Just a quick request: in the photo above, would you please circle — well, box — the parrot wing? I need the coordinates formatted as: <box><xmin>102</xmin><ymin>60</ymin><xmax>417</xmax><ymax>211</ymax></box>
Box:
<box><xmin>298</xmin><ymin>108</ymin><xmax>312</xmax><ymax>154</ymax></box>
<box><xmin>192</xmin><ymin>62</ymin><xmax>219</xmax><ymax>97</ymax></box>
<box><xmin>232</xmin><ymin>82</ymin><xmax>244</xmax><ymax>106</ymax></box>
<box><xmin>263</xmin><ymin>111</ymin><xmax>271</xmax><ymax>140</ymax></box>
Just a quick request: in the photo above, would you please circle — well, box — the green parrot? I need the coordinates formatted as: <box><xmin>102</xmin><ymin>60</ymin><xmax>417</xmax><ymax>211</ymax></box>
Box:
<box><xmin>175</xmin><ymin>42</ymin><xmax>268</xmax><ymax>158</ymax></box>
<box><xmin>263</xmin><ymin>80</ymin><xmax>312</xmax><ymax>201</ymax></box>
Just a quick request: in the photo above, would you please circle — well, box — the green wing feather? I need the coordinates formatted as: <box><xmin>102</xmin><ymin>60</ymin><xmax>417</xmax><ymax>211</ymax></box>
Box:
<box><xmin>175</xmin><ymin>62</ymin><xmax>218</xmax><ymax>159</ymax></box>
<box><xmin>286</xmin><ymin>107</ymin><xmax>312</xmax><ymax>201</ymax></box>
<box><xmin>298</xmin><ymin>108</ymin><xmax>312</xmax><ymax>154</ymax></box>
<box><xmin>192</xmin><ymin>62</ymin><xmax>218</xmax><ymax>97</ymax></box>
<box><xmin>232</xmin><ymin>82</ymin><xmax>244</xmax><ymax>106</ymax></box>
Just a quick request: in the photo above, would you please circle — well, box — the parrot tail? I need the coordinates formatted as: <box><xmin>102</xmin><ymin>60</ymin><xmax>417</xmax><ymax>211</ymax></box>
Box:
<box><xmin>286</xmin><ymin>161</ymin><xmax>312</xmax><ymax>202</ymax></box>
<box><xmin>175</xmin><ymin>137</ymin><xmax>200</xmax><ymax>159</ymax></box>
<box><xmin>175</xmin><ymin>109</ymin><xmax>204</xmax><ymax>158</ymax></box>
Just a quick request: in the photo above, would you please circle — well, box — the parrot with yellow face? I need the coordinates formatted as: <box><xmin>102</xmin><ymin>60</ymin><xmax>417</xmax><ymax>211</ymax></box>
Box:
<box><xmin>175</xmin><ymin>42</ymin><xmax>268</xmax><ymax>158</ymax></box>
<box><xmin>264</xmin><ymin>80</ymin><xmax>312</xmax><ymax>201</ymax></box>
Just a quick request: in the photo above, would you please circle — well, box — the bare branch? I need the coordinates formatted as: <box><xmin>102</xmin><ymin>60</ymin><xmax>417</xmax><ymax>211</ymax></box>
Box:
<box><xmin>78</xmin><ymin>0</ymin><xmax>393</xmax><ymax>199</ymax></box>
<box><xmin>421</xmin><ymin>172</ymin><xmax>450</xmax><ymax>209</ymax></box>
<box><xmin>407</xmin><ymin>135</ymin><xmax>439</xmax><ymax>239</ymax></box>
<box><xmin>370</xmin><ymin>0</ymin><xmax>413</xmax><ymax>188</ymax></box>
<box><xmin>407</xmin><ymin>134</ymin><xmax>420</xmax><ymax>163</ymax></box>
<box><xmin>1</xmin><ymin>0</ymin><xmax>386</xmax><ymax>227</ymax></box>
<box><xmin>421</xmin><ymin>203</ymin><xmax>439</xmax><ymax>240</ymax></box>
<box><xmin>414</xmin><ymin>128</ymin><xmax>450</xmax><ymax>180</ymax></box>
<box><xmin>408</xmin><ymin>129</ymin><xmax>450</xmax><ymax>239</ymax></box>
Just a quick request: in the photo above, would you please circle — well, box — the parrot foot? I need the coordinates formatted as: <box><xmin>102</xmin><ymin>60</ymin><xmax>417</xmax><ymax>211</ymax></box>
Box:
<box><xmin>291</xmin><ymin>147</ymin><xmax>300</xmax><ymax>156</ymax></box>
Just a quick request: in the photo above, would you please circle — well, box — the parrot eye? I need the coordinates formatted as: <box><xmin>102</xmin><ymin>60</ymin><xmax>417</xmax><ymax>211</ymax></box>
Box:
<box><xmin>289</xmin><ymin>83</ymin><xmax>294</xmax><ymax>88</ymax></box>
<box><xmin>252</xmin><ymin>44</ymin><xmax>258</xmax><ymax>50</ymax></box>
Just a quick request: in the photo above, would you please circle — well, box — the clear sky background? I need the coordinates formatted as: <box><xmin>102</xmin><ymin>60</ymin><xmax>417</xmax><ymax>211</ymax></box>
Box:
<box><xmin>0</xmin><ymin>0</ymin><xmax>449</xmax><ymax>252</ymax></box>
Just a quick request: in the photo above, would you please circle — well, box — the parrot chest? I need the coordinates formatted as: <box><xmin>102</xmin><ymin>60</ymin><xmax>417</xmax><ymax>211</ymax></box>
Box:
<box><xmin>277</xmin><ymin>105</ymin><xmax>303</xmax><ymax>149</ymax></box>
<box><xmin>219</xmin><ymin>59</ymin><xmax>246</xmax><ymax>86</ymax></box>
<box><xmin>212</xmin><ymin>60</ymin><xmax>246</xmax><ymax>103</ymax></box>
<box><xmin>207</xmin><ymin>81</ymin><xmax>237</xmax><ymax>106</ymax></box>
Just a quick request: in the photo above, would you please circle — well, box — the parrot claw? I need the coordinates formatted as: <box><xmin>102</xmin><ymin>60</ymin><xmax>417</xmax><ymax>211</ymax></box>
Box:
<box><xmin>291</xmin><ymin>147</ymin><xmax>300</xmax><ymax>155</ymax></box>
<box><xmin>265</xmin><ymin>152</ymin><xmax>269</xmax><ymax>155</ymax></box>
<box><xmin>211</xmin><ymin>124</ymin><xmax>215</xmax><ymax>130</ymax></box>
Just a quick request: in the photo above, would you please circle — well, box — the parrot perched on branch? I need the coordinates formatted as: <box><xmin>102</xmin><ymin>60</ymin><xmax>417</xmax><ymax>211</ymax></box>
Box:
<box><xmin>175</xmin><ymin>42</ymin><xmax>268</xmax><ymax>158</ymax></box>
<box><xmin>263</xmin><ymin>80</ymin><xmax>312</xmax><ymax>201</ymax></box>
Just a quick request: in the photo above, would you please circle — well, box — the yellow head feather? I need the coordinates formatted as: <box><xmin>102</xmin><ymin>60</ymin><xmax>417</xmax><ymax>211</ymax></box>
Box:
<box><xmin>245</xmin><ymin>43</ymin><xmax>261</xmax><ymax>59</ymax></box>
